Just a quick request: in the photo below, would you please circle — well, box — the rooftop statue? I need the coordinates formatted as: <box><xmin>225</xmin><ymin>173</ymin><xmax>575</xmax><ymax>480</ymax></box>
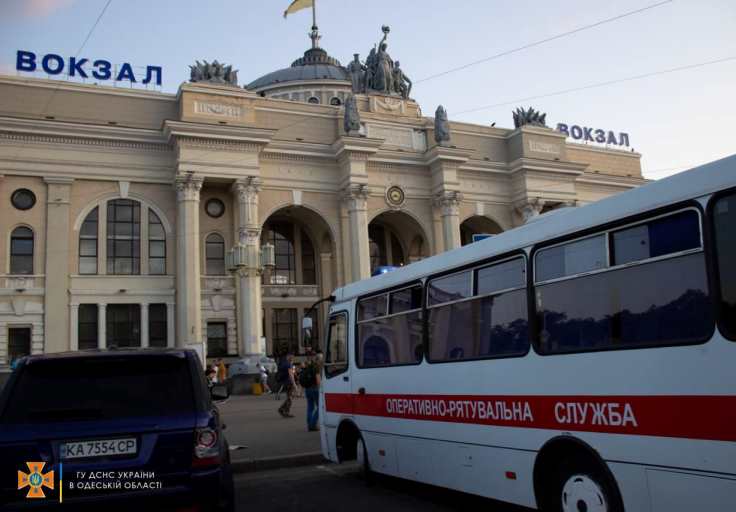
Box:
<box><xmin>350</xmin><ymin>26</ymin><xmax>413</xmax><ymax>99</ymax></box>
<box><xmin>189</xmin><ymin>60</ymin><xmax>239</xmax><ymax>87</ymax></box>
<box><xmin>344</xmin><ymin>95</ymin><xmax>361</xmax><ymax>135</ymax></box>
<box><xmin>512</xmin><ymin>107</ymin><xmax>547</xmax><ymax>128</ymax></box>
<box><xmin>434</xmin><ymin>105</ymin><xmax>451</xmax><ymax>146</ymax></box>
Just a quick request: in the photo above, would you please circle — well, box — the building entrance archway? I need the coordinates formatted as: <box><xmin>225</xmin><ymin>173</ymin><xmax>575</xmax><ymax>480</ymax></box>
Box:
<box><xmin>460</xmin><ymin>216</ymin><xmax>503</xmax><ymax>246</ymax></box>
<box><xmin>368</xmin><ymin>211</ymin><xmax>429</xmax><ymax>274</ymax></box>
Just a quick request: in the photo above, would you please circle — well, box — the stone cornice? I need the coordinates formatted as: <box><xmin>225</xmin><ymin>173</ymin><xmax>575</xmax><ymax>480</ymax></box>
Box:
<box><xmin>566</xmin><ymin>141</ymin><xmax>642</xmax><ymax>158</ymax></box>
<box><xmin>424</xmin><ymin>145</ymin><xmax>473</xmax><ymax>167</ymax></box>
<box><xmin>508</xmin><ymin>157</ymin><xmax>588</xmax><ymax>176</ymax></box>
<box><xmin>0</xmin><ymin>116</ymin><xmax>169</xmax><ymax>152</ymax></box>
<box><xmin>163</xmin><ymin>120</ymin><xmax>276</xmax><ymax>151</ymax></box>
<box><xmin>0</xmin><ymin>75</ymin><xmax>177</xmax><ymax>102</ymax></box>
<box><xmin>507</xmin><ymin>125</ymin><xmax>567</xmax><ymax>140</ymax></box>
<box><xmin>261</xmin><ymin>140</ymin><xmax>335</xmax><ymax>162</ymax></box>
<box><xmin>177</xmin><ymin>81</ymin><xmax>260</xmax><ymax>100</ymax></box>
<box><xmin>332</xmin><ymin>136</ymin><xmax>384</xmax><ymax>162</ymax></box>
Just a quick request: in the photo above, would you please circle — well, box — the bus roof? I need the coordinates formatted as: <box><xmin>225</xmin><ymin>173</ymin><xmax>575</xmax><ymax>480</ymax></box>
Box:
<box><xmin>334</xmin><ymin>153</ymin><xmax>736</xmax><ymax>304</ymax></box>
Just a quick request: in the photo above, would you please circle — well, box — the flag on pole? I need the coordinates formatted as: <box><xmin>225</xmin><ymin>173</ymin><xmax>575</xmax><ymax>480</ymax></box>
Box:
<box><xmin>284</xmin><ymin>0</ymin><xmax>313</xmax><ymax>18</ymax></box>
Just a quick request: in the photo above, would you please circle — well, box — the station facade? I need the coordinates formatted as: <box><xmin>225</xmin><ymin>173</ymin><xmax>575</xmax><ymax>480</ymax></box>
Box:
<box><xmin>0</xmin><ymin>38</ymin><xmax>644</xmax><ymax>367</ymax></box>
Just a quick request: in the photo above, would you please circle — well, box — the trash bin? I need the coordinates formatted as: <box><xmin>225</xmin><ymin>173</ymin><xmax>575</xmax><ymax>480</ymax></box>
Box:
<box><xmin>251</xmin><ymin>382</ymin><xmax>263</xmax><ymax>395</ymax></box>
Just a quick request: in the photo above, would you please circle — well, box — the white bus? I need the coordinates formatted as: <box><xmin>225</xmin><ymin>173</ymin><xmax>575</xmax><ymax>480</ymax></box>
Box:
<box><xmin>319</xmin><ymin>155</ymin><xmax>736</xmax><ymax>512</ymax></box>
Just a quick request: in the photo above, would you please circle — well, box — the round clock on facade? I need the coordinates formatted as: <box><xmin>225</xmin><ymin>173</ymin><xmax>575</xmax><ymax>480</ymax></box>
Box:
<box><xmin>11</xmin><ymin>189</ymin><xmax>36</xmax><ymax>211</ymax></box>
<box><xmin>205</xmin><ymin>198</ymin><xmax>225</xmax><ymax>218</ymax></box>
<box><xmin>385</xmin><ymin>185</ymin><xmax>405</xmax><ymax>207</ymax></box>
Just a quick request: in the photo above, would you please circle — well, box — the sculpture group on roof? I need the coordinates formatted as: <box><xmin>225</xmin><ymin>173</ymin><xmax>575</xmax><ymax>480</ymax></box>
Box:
<box><xmin>346</xmin><ymin>26</ymin><xmax>413</xmax><ymax>99</ymax></box>
<box><xmin>189</xmin><ymin>60</ymin><xmax>239</xmax><ymax>87</ymax></box>
<box><xmin>512</xmin><ymin>107</ymin><xmax>547</xmax><ymax>128</ymax></box>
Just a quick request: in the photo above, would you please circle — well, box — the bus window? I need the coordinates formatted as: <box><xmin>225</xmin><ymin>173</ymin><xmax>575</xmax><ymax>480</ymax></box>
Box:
<box><xmin>324</xmin><ymin>313</ymin><xmax>348</xmax><ymax>378</ymax></box>
<box><xmin>712</xmin><ymin>192</ymin><xmax>736</xmax><ymax>340</ymax></box>
<box><xmin>357</xmin><ymin>285</ymin><xmax>423</xmax><ymax>368</ymax></box>
<box><xmin>427</xmin><ymin>271</ymin><xmax>471</xmax><ymax>305</ymax></box>
<box><xmin>358</xmin><ymin>294</ymin><xmax>387</xmax><ymax>321</ymax></box>
<box><xmin>536</xmin><ymin>211</ymin><xmax>712</xmax><ymax>353</ymax></box>
<box><xmin>535</xmin><ymin>234</ymin><xmax>606</xmax><ymax>282</ymax></box>
<box><xmin>611</xmin><ymin>209</ymin><xmax>701</xmax><ymax>265</ymax></box>
<box><xmin>428</xmin><ymin>257</ymin><xmax>529</xmax><ymax>362</ymax></box>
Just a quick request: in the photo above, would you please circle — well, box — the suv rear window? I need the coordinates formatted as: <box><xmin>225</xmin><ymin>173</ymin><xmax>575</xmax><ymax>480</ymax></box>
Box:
<box><xmin>1</xmin><ymin>355</ymin><xmax>195</xmax><ymax>423</ymax></box>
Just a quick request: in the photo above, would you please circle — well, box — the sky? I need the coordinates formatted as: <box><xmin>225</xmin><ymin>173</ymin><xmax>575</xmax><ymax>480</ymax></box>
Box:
<box><xmin>1</xmin><ymin>0</ymin><xmax>734</xmax><ymax>179</ymax></box>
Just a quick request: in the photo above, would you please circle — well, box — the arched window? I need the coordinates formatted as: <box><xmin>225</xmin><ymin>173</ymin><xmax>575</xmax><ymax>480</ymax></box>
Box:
<box><xmin>307</xmin><ymin>96</ymin><xmax>320</xmax><ymax>104</ymax></box>
<box><xmin>148</xmin><ymin>210</ymin><xmax>166</xmax><ymax>275</ymax></box>
<box><xmin>301</xmin><ymin>228</ymin><xmax>316</xmax><ymax>285</ymax></box>
<box><xmin>106</xmin><ymin>199</ymin><xmax>140</xmax><ymax>275</ymax></box>
<box><xmin>368</xmin><ymin>224</ymin><xmax>405</xmax><ymax>273</ymax></box>
<box><xmin>79</xmin><ymin>207</ymin><xmax>98</xmax><ymax>274</ymax></box>
<box><xmin>263</xmin><ymin>223</ymin><xmax>295</xmax><ymax>285</ymax></box>
<box><xmin>205</xmin><ymin>233</ymin><xmax>226</xmax><ymax>275</ymax></box>
<box><xmin>330</xmin><ymin>97</ymin><xmax>342</xmax><ymax>106</ymax></box>
<box><xmin>10</xmin><ymin>227</ymin><xmax>34</xmax><ymax>275</ymax></box>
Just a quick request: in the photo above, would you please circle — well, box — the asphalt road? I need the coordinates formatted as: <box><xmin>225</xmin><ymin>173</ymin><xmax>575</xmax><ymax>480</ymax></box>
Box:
<box><xmin>234</xmin><ymin>462</ymin><xmax>532</xmax><ymax>512</ymax></box>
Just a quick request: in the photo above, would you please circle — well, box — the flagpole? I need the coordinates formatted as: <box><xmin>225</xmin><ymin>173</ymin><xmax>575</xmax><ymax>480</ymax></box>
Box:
<box><xmin>312</xmin><ymin>0</ymin><xmax>317</xmax><ymax>29</ymax></box>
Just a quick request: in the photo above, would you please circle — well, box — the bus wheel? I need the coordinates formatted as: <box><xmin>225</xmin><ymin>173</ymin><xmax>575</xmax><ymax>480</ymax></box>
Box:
<box><xmin>356</xmin><ymin>436</ymin><xmax>373</xmax><ymax>484</ymax></box>
<box><xmin>545</xmin><ymin>456</ymin><xmax>623</xmax><ymax>512</ymax></box>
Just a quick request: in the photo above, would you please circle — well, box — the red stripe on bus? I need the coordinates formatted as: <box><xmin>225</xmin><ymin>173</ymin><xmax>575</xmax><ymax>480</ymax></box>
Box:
<box><xmin>324</xmin><ymin>393</ymin><xmax>736</xmax><ymax>442</ymax></box>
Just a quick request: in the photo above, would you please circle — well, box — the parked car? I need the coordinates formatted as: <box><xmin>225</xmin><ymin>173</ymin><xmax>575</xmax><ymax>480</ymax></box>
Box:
<box><xmin>227</xmin><ymin>355</ymin><xmax>277</xmax><ymax>376</ymax></box>
<box><xmin>0</xmin><ymin>349</ymin><xmax>234</xmax><ymax>511</ymax></box>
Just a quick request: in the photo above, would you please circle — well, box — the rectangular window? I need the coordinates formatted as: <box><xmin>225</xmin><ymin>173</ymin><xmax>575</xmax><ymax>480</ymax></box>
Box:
<box><xmin>389</xmin><ymin>285</ymin><xmax>422</xmax><ymax>314</ymax></box>
<box><xmin>78</xmin><ymin>304</ymin><xmax>98</xmax><ymax>350</ymax></box>
<box><xmin>79</xmin><ymin>207</ymin><xmax>98</xmax><ymax>275</ymax></box>
<box><xmin>106</xmin><ymin>200</ymin><xmax>140</xmax><ymax>275</ymax></box>
<box><xmin>428</xmin><ymin>257</ymin><xmax>529</xmax><ymax>362</ymax></box>
<box><xmin>206</xmin><ymin>322</ymin><xmax>228</xmax><ymax>357</ymax></box>
<box><xmin>357</xmin><ymin>294</ymin><xmax>387</xmax><ymax>321</ymax></box>
<box><xmin>536</xmin><ymin>252</ymin><xmax>712</xmax><ymax>354</ymax></box>
<box><xmin>611</xmin><ymin>210</ymin><xmax>701</xmax><ymax>265</ymax></box>
<box><xmin>8</xmin><ymin>327</ymin><xmax>31</xmax><ymax>363</ymax></box>
<box><xmin>713</xmin><ymin>192</ymin><xmax>736</xmax><ymax>340</ymax></box>
<box><xmin>427</xmin><ymin>271</ymin><xmax>472</xmax><ymax>306</ymax></box>
<box><xmin>272</xmin><ymin>308</ymin><xmax>298</xmax><ymax>354</ymax></box>
<box><xmin>149</xmin><ymin>304</ymin><xmax>167</xmax><ymax>348</ymax></box>
<box><xmin>535</xmin><ymin>234</ymin><xmax>606</xmax><ymax>282</ymax></box>
<box><xmin>325</xmin><ymin>313</ymin><xmax>347</xmax><ymax>378</ymax></box>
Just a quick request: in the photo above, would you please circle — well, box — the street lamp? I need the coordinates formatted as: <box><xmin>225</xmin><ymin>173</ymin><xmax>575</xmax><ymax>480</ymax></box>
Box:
<box><xmin>226</xmin><ymin>242</ymin><xmax>275</xmax><ymax>275</ymax></box>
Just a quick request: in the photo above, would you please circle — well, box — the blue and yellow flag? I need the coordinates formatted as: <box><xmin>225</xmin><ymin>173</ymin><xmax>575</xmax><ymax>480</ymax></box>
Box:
<box><xmin>284</xmin><ymin>0</ymin><xmax>313</xmax><ymax>18</ymax></box>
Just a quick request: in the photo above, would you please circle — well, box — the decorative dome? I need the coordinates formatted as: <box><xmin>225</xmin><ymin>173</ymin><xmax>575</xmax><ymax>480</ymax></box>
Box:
<box><xmin>247</xmin><ymin>47</ymin><xmax>350</xmax><ymax>91</ymax></box>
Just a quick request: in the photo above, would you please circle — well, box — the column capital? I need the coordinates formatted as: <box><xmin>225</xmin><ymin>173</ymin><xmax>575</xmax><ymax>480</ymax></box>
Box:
<box><xmin>232</xmin><ymin>176</ymin><xmax>262</xmax><ymax>202</ymax></box>
<box><xmin>515</xmin><ymin>197</ymin><xmax>545</xmax><ymax>223</ymax></box>
<box><xmin>174</xmin><ymin>173</ymin><xmax>204</xmax><ymax>201</ymax></box>
<box><xmin>341</xmin><ymin>183</ymin><xmax>369</xmax><ymax>211</ymax></box>
<box><xmin>433</xmin><ymin>190</ymin><xmax>463</xmax><ymax>216</ymax></box>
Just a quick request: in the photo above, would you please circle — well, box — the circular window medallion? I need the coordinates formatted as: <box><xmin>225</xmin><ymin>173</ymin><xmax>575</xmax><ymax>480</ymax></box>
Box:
<box><xmin>385</xmin><ymin>186</ymin><xmax>405</xmax><ymax>208</ymax></box>
<box><xmin>11</xmin><ymin>189</ymin><xmax>36</xmax><ymax>211</ymax></box>
<box><xmin>205</xmin><ymin>198</ymin><xmax>225</xmax><ymax>218</ymax></box>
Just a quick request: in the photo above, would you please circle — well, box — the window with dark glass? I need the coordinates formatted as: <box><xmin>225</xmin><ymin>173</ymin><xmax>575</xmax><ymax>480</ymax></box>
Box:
<box><xmin>325</xmin><ymin>313</ymin><xmax>347</xmax><ymax>378</ymax></box>
<box><xmin>272</xmin><ymin>308</ymin><xmax>299</xmax><ymax>354</ymax></box>
<box><xmin>535</xmin><ymin>234</ymin><xmax>606</xmax><ymax>282</ymax></box>
<box><xmin>369</xmin><ymin>224</ymin><xmax>404</xmax><ymax>273</ymax></box>
<box><xmin>79</xmin><ymin>207</ymin><xmax>98</xmax><ymax>275</ymax></box>
<box><xmin>11</xmin><ymin>189</ymin><xmax>36</xmax><ymax>211</ymax></box>
<box><xmin>535</xmin><ymin>212</ymin><xmax>712</xmax><ymax>354</ymax></box>
<box><xmin>611</xmin><ymin>210</ymin><xmax>701</xmax><ymax>265</ymax></box>
<box><xmin>357</xmin><ymin>286</ymin><xmax>423</xmax><ymax>368</ymax></box>
<box><xmin>207</xmin><ymin>322</ymin><xmax>227</xmax><ymax>357</ymax></box>
<box><xmin>106</xmin><ymin>304</ymin><xmax>141</xmax><ymax>348</ymax></box>
<box><xmin>301</xmin><ymin>229</ymin><xmax>316</xmax><ymax>285</ymax></box>
<box><xmin>427</xmin><ymin>271</ymin><xmax>471</xmax><ymax>305</ymax></box>
<box><xmin>205</xmin><ymin>233</ymin><xmax>226</xmax><ymax>275</ymax></box>
<box><xmin>264</xmin><ymin>224</ymin><xmax>295</xmax><ymax>285</ymax></box>
<box><xmin>10</xmin><ymin>227</ymin><xmax>34</xmax><ymax>275</ymax></box>
<box><xmin>713</xmin><ymin>192</ymin><xmax>736</xmax><ymax>340</ymax></box>
<box><xmin>148</xmin><ymin>210</ymin><xmax>166</xmax><ymax>275</ymax></box>
<box><xmin>106</xmin><ymin>199</ymin><xmax>140</xmax><ymax>275</ymax></box>
<box><xmin>428</xmin><ymin>257</ymin><xmax>529</xmax><ymax>362</ymax></box>
<box><xmin>78</xmin><ymin>304</ymin><xmax>98</xmax><ymax>350</ymax></box>
<box><xmin>149</xmin><ymin>304</ymin><xmax>167</xmax><ymax>348</ymax></box>
<box><xmin>8</xmin><ymin>328</ymin><xmax>31</xmax><ymax>362</ymax></box>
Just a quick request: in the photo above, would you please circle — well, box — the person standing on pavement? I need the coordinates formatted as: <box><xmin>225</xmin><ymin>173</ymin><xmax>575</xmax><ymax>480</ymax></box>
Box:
<box><xmin>301</xmin><ymin>350</ymin><xmax>322</xmax><ymax>431</ymax></box>
<box><xmin>257</xmin><ymin>361</ymin><xmax>271</xmax><ymax>394</ymax></box>
<box><xmin>277</xmin><ymin>353</ymin><xmax>296</xmax><ymax>418</ymax></box>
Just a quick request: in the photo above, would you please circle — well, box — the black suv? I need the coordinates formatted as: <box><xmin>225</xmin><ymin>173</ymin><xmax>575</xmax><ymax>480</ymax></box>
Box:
<box><xmin>0</xmin><ymin>348</ymin><xmax>234</xmax><ymax>511</ymax></box>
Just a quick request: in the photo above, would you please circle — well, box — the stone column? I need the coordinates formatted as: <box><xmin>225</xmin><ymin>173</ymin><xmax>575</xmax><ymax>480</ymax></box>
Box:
<box><xmin>69</xmin><ymin>303</ymin><xmax>79</xmax><ymax>351</ymax></box>
<box><xmin>233</xmin><ymin>177</ymin><xmax>263</xmax><ymax>356</ymax></box>
<box><xmin>98</xmin><ymin>303</ymin><xmax>107</xmax><ymax>349</ymax></box>
<box><xmin>140</xmin><ymin>303</ymin><xmax>149</xmax><ymax>348</ymax></box>
<box><xmin>434</xmin><ymin>191</ymin><xmax>463</xmax><ymax>251</ymax></box>
<box><xmin>43</xmin><ymin>177</ymin><xmax>74</xmax><ymax>353</ymax></box>
<box><xmin>174</xmin><ymin>174</ymin><xmax>204</xmax><ymax>348</ymax></box>
<box><xmin>342</xmin><ymin>184</ymin><xmax>371</xmax><ymax>282</ymax></box>
<box><xmin>166</xmin><ymin>302</ymin><xmax>175</xmax><ymax>348</ymax></box>
<box><xmin>516</xmin><ymin>198</ymin><xmax>545</xmax><ymax>223</ymax></box>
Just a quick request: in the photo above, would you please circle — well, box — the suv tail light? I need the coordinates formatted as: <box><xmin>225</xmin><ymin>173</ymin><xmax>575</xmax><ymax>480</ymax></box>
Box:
<box><xmin>192</xmin><ymin>427</ymin><xmax>221</xmax><ymax>468</ymax></box>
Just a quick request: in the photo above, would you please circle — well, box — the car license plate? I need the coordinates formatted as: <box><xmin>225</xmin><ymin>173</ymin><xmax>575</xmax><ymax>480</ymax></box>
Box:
<box><xmin>60</xmin><ymin>438</ymin><xmax>137</xmax><ymax>460</ymax></box>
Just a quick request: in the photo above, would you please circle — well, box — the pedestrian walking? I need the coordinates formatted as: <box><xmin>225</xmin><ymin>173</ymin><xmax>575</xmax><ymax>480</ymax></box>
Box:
<box><xmin>216</xmin><ymin>358</ymin><xmax>227</xmax><ymax>384</ymax></box>
<box><xmin>276</xmin><ymin>353</ymin><xmax>296</xmax><ymax>418</ymax></box>
<box><xmin>300</xmin><ymin>350</ymin><xmax>322</xmax><ymax>431</ymax></box>
<box><xmin>257</xmin><ymin>362</ymin><xmax>271</xmax><ymax>394</ymax></box>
